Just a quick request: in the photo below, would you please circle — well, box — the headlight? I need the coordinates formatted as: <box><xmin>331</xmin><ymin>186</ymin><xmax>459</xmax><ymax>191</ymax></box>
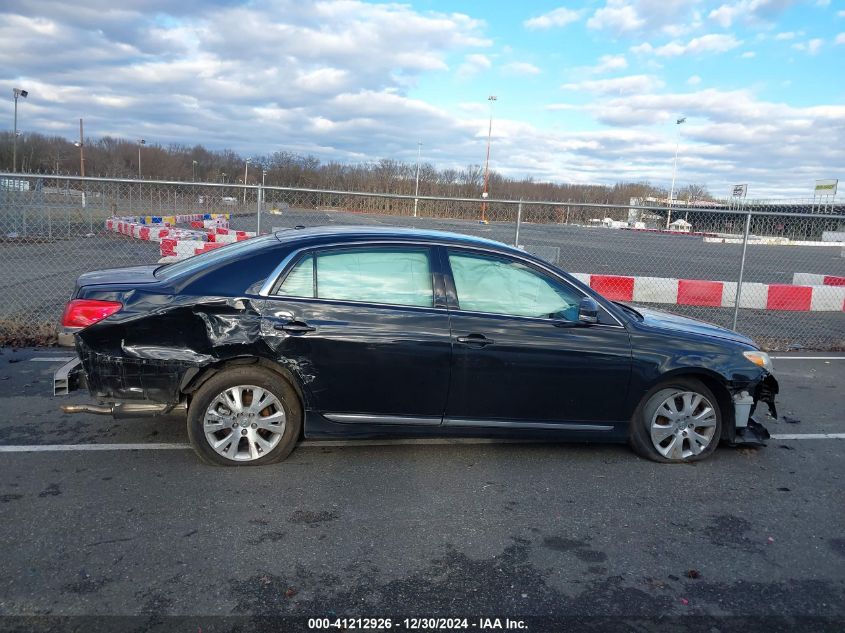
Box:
<box><xmin>743</xmin><ymin>350</ymin><xmax>773</xmax><ymax>372</ymax></box>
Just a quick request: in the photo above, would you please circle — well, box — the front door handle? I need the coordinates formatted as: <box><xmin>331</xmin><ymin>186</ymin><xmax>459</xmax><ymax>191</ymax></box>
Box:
<box><xmin>456</xmin><ymin>334</ymin><xmax>494</xmax><ymax>347</ymax></box>
<box><xmin>274</xmin><ymin>320</ymin><xmax>316</xmax><ymax>334</ymax></box>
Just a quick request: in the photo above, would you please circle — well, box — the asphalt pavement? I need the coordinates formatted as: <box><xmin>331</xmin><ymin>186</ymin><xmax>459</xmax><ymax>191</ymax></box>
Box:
<box><xmin>0</xmin><ymin>348</ymin><xmax>842</xmax><ymax>632</ymax></box>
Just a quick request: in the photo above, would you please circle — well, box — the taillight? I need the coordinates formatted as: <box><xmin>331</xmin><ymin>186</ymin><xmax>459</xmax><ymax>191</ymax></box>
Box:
<box><xmin>61</xmin><ymin>299</ymin><xmax>122</xmax><ymax>328</ymax></box>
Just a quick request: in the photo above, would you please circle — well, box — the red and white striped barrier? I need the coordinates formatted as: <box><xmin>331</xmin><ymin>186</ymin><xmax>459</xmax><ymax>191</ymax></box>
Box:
<box><xmin>571</xmin><ymin>273</ymin><xmax>845</xmax><ymax>312</ymax></box>
<box><xmin>792</xmin><ymin>273</ymin><xmax>845</xmax><ymax>287</ymax></box>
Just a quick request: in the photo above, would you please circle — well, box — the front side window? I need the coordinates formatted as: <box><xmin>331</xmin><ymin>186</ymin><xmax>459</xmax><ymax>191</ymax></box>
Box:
<box><xmin>448</xmin><ymin>251</ymin><xmax>581</xmax><ymax>319</ymax></box>
<box><xmin>275</xmin><ymin>247</ymin><xmax>434</xmax><ymax>308</ymax></box>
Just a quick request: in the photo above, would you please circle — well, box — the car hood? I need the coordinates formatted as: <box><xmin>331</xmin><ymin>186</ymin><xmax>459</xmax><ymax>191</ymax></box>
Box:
<box><xmin>633</xmin><ymin>305</ymin><xmax>756</xmax><ymax>346</ymax></box>
<box><xmin>76</xmin><ymin>265</ymin><xmax>161</xmax><ymax>287</ymax></box>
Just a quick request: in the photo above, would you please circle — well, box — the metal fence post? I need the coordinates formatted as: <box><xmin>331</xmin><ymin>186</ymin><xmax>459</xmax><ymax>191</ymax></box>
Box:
<box><xmin>514</xmin><ymin>199</ymin><xmax>523</xmax><ymax>247</ymax></box>
<box><xmin>732</xmin><ymin>211</ymin><xmax>752</xmax><ymax>331</ymax></box>
<box><xmin>257</xmin><ymin>184</ymin><xmax>262</xmax><ymax>235</ymax></box>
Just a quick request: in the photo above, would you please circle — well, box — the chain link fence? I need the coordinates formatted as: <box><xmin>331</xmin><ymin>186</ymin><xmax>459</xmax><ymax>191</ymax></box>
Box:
<box><xmin>1</xmin><ymin>173</ymin><xmax>843</xmax><ymax>350</ymax></box>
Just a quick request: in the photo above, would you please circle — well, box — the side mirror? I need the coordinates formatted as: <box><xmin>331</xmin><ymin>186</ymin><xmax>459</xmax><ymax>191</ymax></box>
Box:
<box><xmin>578</xmin><ymin>297</ymin><xmax>599</xmax><ymax>324</ymax></box>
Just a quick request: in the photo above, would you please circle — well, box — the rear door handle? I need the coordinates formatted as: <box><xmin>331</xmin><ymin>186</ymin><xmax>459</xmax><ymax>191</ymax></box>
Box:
<box><xmin>274</xmin><ymin>320</ymin><xmax>316</xmax><ymax>334</ymax></box>
<box><xmin>456</xmin><ymin>334</ymin><xmax>494</xmax><ymax>347</ymax></box>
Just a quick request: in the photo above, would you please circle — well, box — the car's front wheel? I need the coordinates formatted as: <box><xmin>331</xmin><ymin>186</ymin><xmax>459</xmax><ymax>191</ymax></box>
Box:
<box><xmin>630</xmin><ymin>377</ymin><xmax>722</xmax><ymax>463</ymax></box>
<box><xmin>186</xmin><ymin>366</ymin><xmax>302</xmax><ymax>466</ymax></box>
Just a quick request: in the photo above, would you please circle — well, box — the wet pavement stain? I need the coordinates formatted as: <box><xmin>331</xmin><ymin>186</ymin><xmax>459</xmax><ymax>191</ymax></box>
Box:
<box><xmin>543</xmin><ymin>536</ymin><xmax>608</xmax><ymax>563</ymax></box>
<box><xmin>288</xmin><ymin>510</ymin><xmax>339</xmax><ymax>525</ymax></box>
<box><xmin>38</xmin><ymin>483</ymin><xmax>62</xmax><ymax>497</ymax></box>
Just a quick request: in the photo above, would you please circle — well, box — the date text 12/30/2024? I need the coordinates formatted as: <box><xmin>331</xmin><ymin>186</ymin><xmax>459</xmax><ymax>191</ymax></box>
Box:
<box><xmin>307</xmin><ymin>618</ymin><xmax>528</xmax><ymax>630</ymax></box>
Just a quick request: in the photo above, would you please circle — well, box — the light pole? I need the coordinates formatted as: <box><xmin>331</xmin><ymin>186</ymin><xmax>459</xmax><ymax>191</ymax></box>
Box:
<box><xmin>481</xmin><ymin>95</ymin><xmax>497</xmax><ymax>223</ymax></box>
<box><xmin>12</xmin><ymin>88</ymin><xmax>28</xmax><ymax>173</ymax></box>
<box><xmin>137</xmin><ymin>139</ymin><xmax>146</xmax><ymax>178</ymax></box>
<box><xmin>74</xmin><ymin>118</ymin><xmax>86</xmax><ymax>207</ymax></box>
<box><xmin>413</xmin><ymin>141</ymin><xmax>422</xmax><ymax>218</ymax></box>
<box><xmin>666</xmin><ymin>116</ymin><xmax>686</xmax><ymax>229</ymax></box>
<box><xmin>243</xmin><ymin>158</ymin><xmax>251</xmax><ymax>203</ymax></box>
<box><xmin>192</xmin><ymin>160</ymin><xmax>198</xmax><ymax>182</ymax></box>
<box><xmin>221</xmin><ymin>172</ymin><xmax>227</xmax><ymax>184</ymax></box>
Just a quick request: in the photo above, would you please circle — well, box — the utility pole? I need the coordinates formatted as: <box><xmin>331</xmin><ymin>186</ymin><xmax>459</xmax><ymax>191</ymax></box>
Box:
<box><xmin>666</xmin><ymin>116</ymin><xmax>686</xmax><ymax>229</ymax></box>
<box><xmin>78</xmin><ymin>119</ymin><xmax>85</xmax><ymax>178</ymax></box>
<box><xmin>137</xmin><ymin>139</ymin><xmax>146</xmax><ymax>177</ymax></box>
<box><xmin>243</xmin><ymin>158</ymin><xmax>251</xmax><ymax>203</ymax></box>
<box><xmin>12</xmin><ymin>88</ymin><xmax>28</xmax><ymax>173</ymax></box>
<box><xmin>192</xmin><ymin>160</ymin><xmax>198</xmax><ymax>182</ymax></box>
<box><xmin>481</xmin><ymin>95</ymin><xmax>497</xmax><ymax>223</ymax></box>
<box><xmin>413</xmin><ymin>141</ymin><xmax>422</xmax><ymax>218</ymax></box>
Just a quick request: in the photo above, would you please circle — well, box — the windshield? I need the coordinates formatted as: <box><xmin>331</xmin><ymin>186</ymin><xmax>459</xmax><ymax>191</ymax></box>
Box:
<box><xmin>155</xmin><ymin>235</ymin><xmax>276</xmax><ymax>280</ymax></box>
<box><xmin>613</xmin><ymin>301</ymin><xmax>643</xmax><ymax>320</ymax></box>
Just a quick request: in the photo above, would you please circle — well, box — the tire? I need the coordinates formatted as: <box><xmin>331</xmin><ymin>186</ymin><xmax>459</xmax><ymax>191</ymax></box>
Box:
<box><xmin>629</xmin><ymin>377</ymin><xmax>722</xmax><ymax>463</ymax></box>
<box><xmin>186</xmin><ymin>366</ymin><xmax>302</xmax><ymax>466</ymax></box>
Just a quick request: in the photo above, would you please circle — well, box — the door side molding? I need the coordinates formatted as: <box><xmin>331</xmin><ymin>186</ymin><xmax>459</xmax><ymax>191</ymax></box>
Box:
<box><xmin>325</xmin><ymin>413</ymin><xmax>443</xmax><ymax>426</ymax></box>
<box><xmin>443</xmin><ymin>418</ymin><xmax>614</xmax><ymax>432</ymax></box>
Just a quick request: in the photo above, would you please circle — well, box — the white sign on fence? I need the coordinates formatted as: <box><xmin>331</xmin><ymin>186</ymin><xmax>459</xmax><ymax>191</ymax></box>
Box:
<box><xmin>731</xmin><ymin>184</ymin><xmax>748</xmax><ymax>198</ymax></box>
<box><xmin>814</xmin><ymin>179</ymin><xmax>838</xmax><ymax>196</ymax></box>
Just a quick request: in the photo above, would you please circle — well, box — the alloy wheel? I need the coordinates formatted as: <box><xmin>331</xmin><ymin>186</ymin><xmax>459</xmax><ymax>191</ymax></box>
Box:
<box><xmin>649</xmin><ymin>389</ymin><xmax>718</xmax><ymax>460</ymax></box>
<box><xmin>203</xmin><ymin>385</ymin><xmax>286</xmax><ymax>461</ymax></box>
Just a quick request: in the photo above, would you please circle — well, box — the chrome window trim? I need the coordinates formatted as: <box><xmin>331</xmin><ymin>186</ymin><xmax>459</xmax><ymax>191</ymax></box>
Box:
<box><xmin>257</xmin><ymin>238</ymin><xmax>625</xmax><ymax>328</ymax></box>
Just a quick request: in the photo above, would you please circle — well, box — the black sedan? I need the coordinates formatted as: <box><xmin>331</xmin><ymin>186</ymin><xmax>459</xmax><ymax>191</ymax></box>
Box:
<box><xmin>55</xmin><ymin>226</ymin><xmax>778</xmax><ymax>466</ymax></box>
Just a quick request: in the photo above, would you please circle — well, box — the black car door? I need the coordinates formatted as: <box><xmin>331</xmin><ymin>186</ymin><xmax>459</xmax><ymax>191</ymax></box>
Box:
<box><xmin>441</xmin><ymin>247</ymin><xmax>632</xmax><ymax>429</ymax></box>
<box><xmin>259</xmin><ymin>244</ymin><xmax>452</xmax><ymax>425</ymax></box>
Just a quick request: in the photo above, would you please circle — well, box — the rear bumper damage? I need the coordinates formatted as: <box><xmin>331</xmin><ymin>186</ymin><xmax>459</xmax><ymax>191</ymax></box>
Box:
<box><xmin>54</xmin><ymin>346</ymin><xmax>189</xmax><ymax>420</ymax></box>
<box><xmin>728</xmin><ymin>373</ymin><xmax>778</xmax><ymax>447</ymax></box>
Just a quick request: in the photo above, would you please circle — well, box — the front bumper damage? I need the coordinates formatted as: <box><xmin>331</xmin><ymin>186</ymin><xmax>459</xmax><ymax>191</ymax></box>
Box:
<box><xmin>728</xmin><ymin>374</ymin><xmax>778</xmax><ymax>447</ymax></box>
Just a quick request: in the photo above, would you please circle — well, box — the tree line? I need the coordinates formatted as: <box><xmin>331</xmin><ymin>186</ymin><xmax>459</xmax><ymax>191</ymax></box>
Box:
<box><xmin>0</xmin><ymin>130</ymin><xmax>712</xmax><ymax>205</ymax></box>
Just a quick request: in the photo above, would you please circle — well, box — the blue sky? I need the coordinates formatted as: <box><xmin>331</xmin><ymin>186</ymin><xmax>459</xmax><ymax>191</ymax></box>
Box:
<box><xmin>2</xmin><ymin>0</ymin><xmax>844</xmax><ymax>196</ymax></box>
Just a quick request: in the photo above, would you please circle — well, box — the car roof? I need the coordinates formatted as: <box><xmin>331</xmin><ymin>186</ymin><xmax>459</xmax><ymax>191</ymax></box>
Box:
<box><xmin>273</xmin><ymin>225</ymin><xmax>524</xmax><ymax>255</ymax></box>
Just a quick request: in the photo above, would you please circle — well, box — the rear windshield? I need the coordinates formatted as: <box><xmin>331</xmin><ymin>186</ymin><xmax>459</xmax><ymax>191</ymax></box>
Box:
<box><xmin>154</xmin><ymin>235</ymin><xmax>277</xmax><ymax>280</ymax></box>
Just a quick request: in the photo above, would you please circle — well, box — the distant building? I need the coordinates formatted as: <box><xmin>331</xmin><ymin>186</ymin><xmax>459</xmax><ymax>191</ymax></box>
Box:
<box><xmin>669</xmin><ymin>218</ymin><xmax>692</xmax><ymax>233</ymax></box>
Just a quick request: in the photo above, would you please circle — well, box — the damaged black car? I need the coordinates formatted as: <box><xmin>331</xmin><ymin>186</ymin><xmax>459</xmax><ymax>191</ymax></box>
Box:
<box><xmin>55</xmin><ymin>226</ymin><xmax>778</xmax><ymax>466</ymax></box>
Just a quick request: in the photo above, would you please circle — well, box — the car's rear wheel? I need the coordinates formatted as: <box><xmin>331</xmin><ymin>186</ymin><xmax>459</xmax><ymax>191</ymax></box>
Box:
<box><xmin>186</xmin><ymin>366</ymin><xmax>301</xmax><ymax>466</ymax></box>
<box><xmin>630</xmin><ymin>377</ymin><xmax>722</xmax><ymax>463</ymax></box>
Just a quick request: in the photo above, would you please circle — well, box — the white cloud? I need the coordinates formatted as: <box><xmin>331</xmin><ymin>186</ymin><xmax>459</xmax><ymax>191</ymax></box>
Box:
<box><xmin>457</xmin><ymin>53</ymin><xmax>492</xmax><ymax>77</ymax></box>
<box><xmin>562</xmin><ymin>74</ymin><xmax>665</xmax><ymax>95</ymax></box>
<box><xmin>774</xmin><ymin>31</ymin><xmax>797</xmax><ymax>40</ymax></box>
<box><xmin>591</xmin><ymin>54</ymin><xmax>628</xmax><ymax>73</ymax></box>
<box><xmin>816</xmin><ymin>0</ymin><xmax>830</xmax><ymax>6</ymax></box>
<box><xmin>632</xmin><ymin>34</ymin><xmax>743</xmax><ymax>57</ymax></box>
<box><xmin>792</xmin><ymin>38</ymin><xmax>824</xmax><ymax>54</ymax></box>
<box><xmin>708</xmin><ymin>0</ymin><xmax>798</xmax><ymax>28</ymax></box>
<box><xmin>835</xmin><ymin>33</ymin><xmax>845</xmax><ymax>45</ymax></box>
<box><xmin>587</xmin><ymin>1</ymin><xmax>645</xmax><ymax>33</ymax></box>
<box><xmin>523</xmin><ymin>7</ymin><xmax>581</xmax><ymax>29</ymax></box>
<box><xmin>741</xmin><ymin>51</ymin><xmax>756</xmax><ymax>57</ymax></box>
<box><xmin>687</xmin><ymin>75</ymin><xmax>702</xmax><ymax>86</ymax></box>
<box><xmin>502</xmin><ymin>61</ymin><xmax>541</xmax><ymax>75</ymax></box>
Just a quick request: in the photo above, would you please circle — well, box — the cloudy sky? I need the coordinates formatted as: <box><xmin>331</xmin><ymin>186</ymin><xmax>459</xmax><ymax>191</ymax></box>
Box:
<box><xmin>3</xmin><ymin>0</ymin><xmax>844</xmax><ymax>196</ymax></box>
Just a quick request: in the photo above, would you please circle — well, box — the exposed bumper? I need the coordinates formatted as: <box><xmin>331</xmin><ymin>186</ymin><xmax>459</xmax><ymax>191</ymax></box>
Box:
<box><xmin>54</xmin><ymin>357</ymin><xmax>85</xmax><ymax>396</ymax></box>
<box><xmin>57</xmin><ymin>327</ymin><xmax>81</xmax><ymax>348</ymax></box>
<box><xmin>727</xmin><ymin>373</ymin><xmax>778</xmax><ymax>447</ymax></box>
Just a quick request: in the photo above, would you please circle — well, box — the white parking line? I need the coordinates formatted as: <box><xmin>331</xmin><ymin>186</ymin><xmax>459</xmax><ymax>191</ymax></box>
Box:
<box><xmin>28</xmin><ymin>357</ymin><xmax>75</xmax><ymax>363</ymax></box>
<box><xmin>0</xmin><ymin>435</ymin><xmax>842</xmax><ymax>453</ymax></box>
<box><xmin>0</xmin><ymin>438</ymin><xmax>544</xmax><ymax>452</ymax></box>
<box><xmin>770</xmin><ymin>433</ymin><xmax>845</xmax><ymax>440</ymax></box>
<box><xmin>770</xmin><ymin>356</ymin><xmax>845</xmax><ymax>360</ymax></box>
<box><xmin>0</xmin><ymin>443</ymin><xmax>190</xmax><ymax>452</ymax></box>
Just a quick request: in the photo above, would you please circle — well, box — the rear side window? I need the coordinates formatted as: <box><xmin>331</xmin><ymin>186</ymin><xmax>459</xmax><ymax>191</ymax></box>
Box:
<box><xmin>275</xmin><ymin>247</ymin><xmax>434</xmax><ymax>308</ymax></box>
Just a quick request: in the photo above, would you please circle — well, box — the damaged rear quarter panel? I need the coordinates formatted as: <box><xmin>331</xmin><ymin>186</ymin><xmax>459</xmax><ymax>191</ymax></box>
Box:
<box><xmin>75</xmin><ymin>244</ymin><xmax>316</xmax><ymax>406</ymax></box>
